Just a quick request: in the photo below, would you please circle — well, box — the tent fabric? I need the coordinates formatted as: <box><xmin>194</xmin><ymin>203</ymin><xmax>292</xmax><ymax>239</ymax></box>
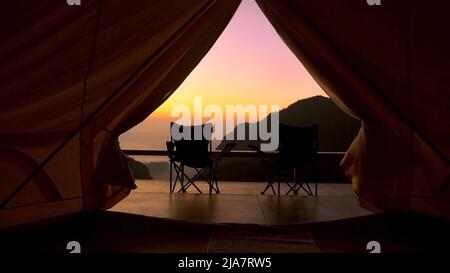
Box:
<box><xmin>0</xmin><ymin>0</ymin><xmax>241</xmax><ymax>228</ymax></box>
<box><xmin>256</xmin><ymin>0</ymin><xmax>450</xmax><ymax>218</ymax></box>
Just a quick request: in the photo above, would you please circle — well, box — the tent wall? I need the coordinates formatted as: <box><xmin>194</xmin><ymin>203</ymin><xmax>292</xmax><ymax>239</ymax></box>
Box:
<box><xmin>256</xmin><ymin>0</ymin><xmax>450</xmax><ymax>218</ymax></box>
<box><xmin>0</xmin><ymin>0</ymin><xmax>241</xmax><ymax>228</ymax></box>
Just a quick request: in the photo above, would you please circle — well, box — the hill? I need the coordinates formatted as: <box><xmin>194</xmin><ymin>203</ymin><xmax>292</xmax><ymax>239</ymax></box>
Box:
<box><xmin>217</xmin><ymin>96</ymin><xmax>360</xmax><ymax>152</ymax></box>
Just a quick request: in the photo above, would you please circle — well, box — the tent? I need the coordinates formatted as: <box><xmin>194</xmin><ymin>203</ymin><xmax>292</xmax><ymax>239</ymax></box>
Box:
<box><xmin>1</xmin><ymin>0</ymin><xmax>449</xmax><ymax>228</ymax></box>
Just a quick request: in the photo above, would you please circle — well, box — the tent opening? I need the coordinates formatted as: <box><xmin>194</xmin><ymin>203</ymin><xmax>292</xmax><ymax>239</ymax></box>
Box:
<box><xmin>115</xmin><ymin>0</ymin><xmax>365</xmax><ymax>225</ymax></box>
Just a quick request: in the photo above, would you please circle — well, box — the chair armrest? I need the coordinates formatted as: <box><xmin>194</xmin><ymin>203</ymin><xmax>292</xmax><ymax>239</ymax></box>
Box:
<box><xmin>248</xmin><ymin>144</ymin><xmax>264</xmax><ymax>157</ymax></box>
<box><xmin>221</xmin><ymin>142</ymin><xmax>236</xmax><ymax>154</ymax></box>
<box><xmin>248</xmin><ymin>144</ymin><xmax>275</xmax><ymax>164</ymax></box>
<box><xmin>211</xmin><ymin>142</ymin><xmax>237</xmax><ymax>161</ymax></box>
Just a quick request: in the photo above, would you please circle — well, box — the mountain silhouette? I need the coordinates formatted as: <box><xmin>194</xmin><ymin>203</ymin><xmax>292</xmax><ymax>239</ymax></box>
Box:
<box><xmin>217</xmin><ymin>96</ymin><xmax>360</xmax><ymax>152</ymax></box>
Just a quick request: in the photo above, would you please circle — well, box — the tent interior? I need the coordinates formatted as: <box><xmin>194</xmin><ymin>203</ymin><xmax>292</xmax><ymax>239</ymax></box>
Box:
<box><xmin>0</xmin><ymin>0</ymin><xmax>449</xmax><ymax>252</ymax></box>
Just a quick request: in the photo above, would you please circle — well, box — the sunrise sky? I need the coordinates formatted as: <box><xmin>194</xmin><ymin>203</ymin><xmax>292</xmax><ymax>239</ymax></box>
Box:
<box><xmin>119</xmin><ymin>0</ymin><xmax>326</xmax><ymax>150</ymax></box>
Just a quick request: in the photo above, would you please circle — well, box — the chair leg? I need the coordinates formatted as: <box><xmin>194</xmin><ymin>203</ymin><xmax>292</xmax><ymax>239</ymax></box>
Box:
<box><xmin>171</xmin><ymin>162</ymin><xmax>183</xmax><ymax>193</ymax></box>
<box><xmin>173</xmin><ymin>164</ymin><xmax>211</xmax><ymax>194</ymax></box>
<box><xmin>286</xmin><ymin>181</ymin><xmax>298</xmax><ymax>195</ymax></box>
<box><xmin>169</xmin><ymin>160</ymin><xmax>173</xmax><ymax>193</ymax></box>
<box><xmin>183</xmin><ymin>167</ymin><xmax>210</xmax><ymax>194</ymax></box>
<box><xmin>291</xmin><ymin>167</ymin><xmax>315</xmax><ymax>196</ymax></box>
<box><xmin>286</xmin><ymin>167</ymin><xmax>298</xmax><ymax>195</ymax></box>
<box><xmin>181</xmin><ymin>169</ymin><xmax>203</xmax><ymax>193</ymax></box>
<box><xmin>180</xmin><ymin>164</ymin><xmax>186</xmax><ymax>192</ymax></box>
<box><xmin>214</xmin><ymin>163</ymin><xmax>220</xmax><ymax>193</ymax></box>
<box><xmin>215</xmin><ymin>170</ymin><xmax>220</xmax><ymax>193</ymax></box>
<box><xmin>262</xmin><ymin>169</ymin><xmax>280</xmax><ymax>195</ymax></box>
<box><xmin>277</xmin><ymin>180</ymin><xmax>280</xmax><ymax>197</ymax></box>
<box><xmin>305</xmin><ymin>182</ymin><xmax>314</xmax><ymax>196</ymax></box>
<box><xmin>261</xmin><ymin>175</ymin><xmax>274</xmax><ymax>194</ymax></box>
<box><xmin>186</xmin><ymin>178</ymin><xmax>202</xmax><ymax>193</ymax></box>
<box><xmin>209</xmin><ymin>165</ymin><xmax>219</xmax><ymax>194</ymax></box>
<box><xmin>209</xmin><ymin>168</ymin><xmax>212</xmax><ymax>194</ymax></box>
<box><xmin>178</xmin><ymin>164</ymin><xmax>191</xmax><ymax>193</ymax></box>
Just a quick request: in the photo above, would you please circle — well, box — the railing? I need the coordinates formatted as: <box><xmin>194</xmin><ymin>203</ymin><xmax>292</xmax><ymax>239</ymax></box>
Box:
<box><xmin>122</xmin><ymin>149</ymin><xmax>349</xmax><ymax>183</ymax></box>
<box><xmin>122</xmin><ymin>149</ymin><xmax>345</xmax><ymax>157</ymax></box>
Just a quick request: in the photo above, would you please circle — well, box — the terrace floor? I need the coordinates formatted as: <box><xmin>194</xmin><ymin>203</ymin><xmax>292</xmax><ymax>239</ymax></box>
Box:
<box><xmin>110</xmin><ymin>180</ymin><xmax>372</xmax><ymax>225</ymax></box>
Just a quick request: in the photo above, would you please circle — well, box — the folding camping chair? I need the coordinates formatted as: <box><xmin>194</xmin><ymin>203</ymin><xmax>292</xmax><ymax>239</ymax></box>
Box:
<box><xmin>167</xmin><ymin>123</ymin><xmax>218</xmax><ymax>194</ymax></box>
<box><xmin>249</xmin><ymin>124</ymin><xmax>319</xmax><ymax>196</ymax></box>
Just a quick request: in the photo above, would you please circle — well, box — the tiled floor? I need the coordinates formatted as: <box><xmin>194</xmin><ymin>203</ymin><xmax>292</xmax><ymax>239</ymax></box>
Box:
<box><xmin>110</xmin><ymin>180</ymin><xmax>371</xmax><ymax>225</ymax></box>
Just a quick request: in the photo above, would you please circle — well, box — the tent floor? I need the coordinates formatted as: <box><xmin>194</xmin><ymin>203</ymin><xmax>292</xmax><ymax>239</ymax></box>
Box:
<box><xmin>1</xmin><ymin>211</ymin><xmax>449</xmax><ymax>253</ymax></box>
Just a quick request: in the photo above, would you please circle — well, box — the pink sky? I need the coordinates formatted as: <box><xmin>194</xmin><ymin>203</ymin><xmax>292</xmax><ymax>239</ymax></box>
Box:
<box><xmin>120</xmin><ymin>0</ymin><xmax>326</xmax><ymax>151</ymax></box>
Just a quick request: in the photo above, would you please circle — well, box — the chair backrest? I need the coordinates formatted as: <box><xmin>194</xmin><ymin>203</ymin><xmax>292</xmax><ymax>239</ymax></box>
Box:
<box><xmin>277</xmin><ymin>124</ymin><xmax>318</xmax><ymax>166</ymax></box>
<box><xmin>169</xmin><ymin>123</ymin><xmax>213</xmax><ymax>167</ymax></box>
